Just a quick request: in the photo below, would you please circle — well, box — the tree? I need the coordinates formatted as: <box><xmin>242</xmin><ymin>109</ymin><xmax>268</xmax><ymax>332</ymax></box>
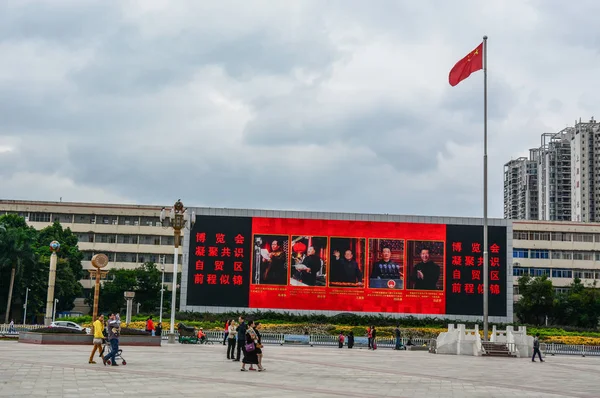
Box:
<box><xmin>0</xmin><ymin>214</ymin><xmax>36</xmax><ymax>323</ymax></box>
<box><xmin>515</xmin><ymin>274</ymin><xmax>554</xmax><ymax>325</ymax></box>
<box><xmin>134</xmin><ymin>263</ymin><xmax>162</xmax><ymax>312</ymax></box>
<box><xmin>554</xmin><ymin>278</ymin><xmax>600</xmax><ymax>328</ymax></box>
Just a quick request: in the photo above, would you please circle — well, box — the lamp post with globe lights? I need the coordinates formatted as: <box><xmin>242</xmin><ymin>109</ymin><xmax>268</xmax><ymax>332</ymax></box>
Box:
<box><xmin>160</xmin><ymin>199</ymin><xmax>195</xmax><ymax>341</ymax></box>
<box><xmin>44</xmin><ymin>241</ymin><xmax>60</xmax><ymax>326</ymax></box>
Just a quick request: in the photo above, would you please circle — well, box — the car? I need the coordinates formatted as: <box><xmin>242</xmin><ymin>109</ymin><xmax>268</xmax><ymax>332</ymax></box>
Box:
<box><xmin>50</xmin><ymin>321</ymin><xmax>91</xmax><ymax>334</ymax></box>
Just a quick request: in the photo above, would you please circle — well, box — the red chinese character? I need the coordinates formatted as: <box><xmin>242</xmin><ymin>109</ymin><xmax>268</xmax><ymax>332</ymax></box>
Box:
<box><xmin>234</xmin><ymin>262</ymin><xmax>243</xmax><ymax>272</ymax></box>
<box><xmin>234</xmin><ymin>248</ymin><xmax>244</xmax><ymax>258</ymax></box>
<box><xmin>472</xmin><ymin>243</ymin><xmax>481</xmax><ymax>253</ymax></box>
<box><xmin>216</xmin><ymin>233</ymin><xmax>226</xmax><ymax>244</ymax></box>
<box><xmin>214</xmin><ymin>261</ymin><xmax>225</xmax><ymax>271</ymax></box>
<box><xmin>207</xmin><ymin>274</ymin><xmax>217</xmax><ymax>285</ymax></box>
<box><xmin>221</xmin><ymin>247</ymin><xmax>232</xmax><ymax>257</ymax></box>
<box><xmin>452</xmin><ymin>256</ymin><xmax>462</xmax><ymax>266</ymax></box>
<box><xmin>471</xmin><ymin>270</ymin><xmax>481</xmax><ymax>280</ymax></box>
<box><xmin>452</xmin><ymin>283</ymin><xmax>461</xmax><ymax>293</ymax></box>
<box><xmin>208</xmin><ymin>247</ymin><xmax>219</xmax><ymax>257</ymax></box>
<box><xmin>490</xmin><ymin>243</ymin><xmax>500</xmax><ymax>254</ymax></box>
<box><xmin>234</xmin><ymin>234</ymin><xmax>245</xmax><ymax>245</ymax></box>
<box><xmin>233</xmin><ymin>275</ymin><xmax>243</xmax><ymax>285</ymax></box>
<box><xmin>195</xmin><ymin>246</ymin><xmax>205</xmax><ymax>257</ymax></box>
<box><xmin>195</xmin><ymin>260</ymin><xmax>204</xmax><ymax>271</ymax></box>
<box><xmin>196</xmin><ymin>233</ymin><xmax>206</xmax><ymax>243</ymax></box>
<box><xmin>477</xmin><ymin>256</ymin><xmax>484</xmax><ymax>267</ymax></box>
<box><xmin>453</xmin><ymin>269</ymin><xmax>461</xmax><ymax>280</ymax></box>
<box><xmin>477</xmin><ymin>284</ymin><xmax>484</xmax><ymax>294</ymax></box>
<box><xmin>220</xmin><ymin>274</ymin><xmax>230</xmax><ymax>285</ymax></box>
<box><xmin>490</xmin><ymin>257</ymin><xmax>500</xmax><ymax>267</ymax></box>
<box><xmin>490</xmin><ymin>270</ymin><xmax>500</xmax><ymax>281</ymax></box>
<box><xmin>490</xmin><ymin>284</ymin><xmax>501</xmax><ymax>295</ymax></box>
<box><xmin>194</xmin><ymin>274</ymin><xmax>204</xmax><ymax>284</ymax></box>
<box><xmin>452</xmin><ymin>242</ymin><xmax>462</xmax><ymax>252</ymax></box>
<box><xmin>464</xmin><ymin>256</ymin><xmax>475</xmax><ymax>266</ymax></box>
<box><xmin>464</xmin><ymin>283</ymin><xmax>475</xmax><ymax>294</ymax></box>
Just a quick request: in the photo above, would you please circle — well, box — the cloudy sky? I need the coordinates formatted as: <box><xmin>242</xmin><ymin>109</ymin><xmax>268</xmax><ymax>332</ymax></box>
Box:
<box><xmin>0</xmin><ymin>0</ymin><xmax>597</xmax><ymax>219</ymax></box>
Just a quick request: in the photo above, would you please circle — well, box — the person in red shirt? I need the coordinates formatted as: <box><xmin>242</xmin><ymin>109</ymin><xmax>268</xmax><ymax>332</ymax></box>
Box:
<box><xmin>198</xmin><ymin>328</ymin><xmax>207</xmax><ymax>344</ymax></box>
<box><xmin>146</xmin><ymin>316</ymin><xmax>155</xmax><ymax>336</ymax></box>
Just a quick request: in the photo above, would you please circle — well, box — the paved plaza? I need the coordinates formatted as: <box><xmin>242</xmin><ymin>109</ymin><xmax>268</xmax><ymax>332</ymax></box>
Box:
<box><xmin>0</xmin><ymin>340</ymin><xmax>599</xmax><ymax>397</ymax></box>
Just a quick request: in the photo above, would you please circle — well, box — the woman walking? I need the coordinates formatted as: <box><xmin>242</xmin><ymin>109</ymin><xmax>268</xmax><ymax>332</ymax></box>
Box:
<box><xmin>227</xmin><ymin>320</ymin><xmax>237</xmax><ymax>360</ymax></box>
<box><xmin>255</xmin><ymin>322</ymin><xmax>266</xmax><ymax>371</ymax></box>
<box><xmin>240</xmin><ymin>320</ymin><xmax>262</xmax><ymax>372</ymax></box>
<box><xmin>371</xmin><ymin>326</ymin><xmax>377</xmax><ymax>350</ymax></box>
<box><xmin>223</xmin><ymin>320</ymin><xmax>230</xmax><ymax>345</ymax></box>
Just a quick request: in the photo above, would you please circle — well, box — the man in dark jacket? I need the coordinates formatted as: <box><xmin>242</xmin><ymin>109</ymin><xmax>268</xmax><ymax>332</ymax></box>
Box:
<box><xmin>411</xmin><ymin>247</ymin><xmax>440</xmax><ymax>290</ymax></box>
<box><xmin>532</xmin><ymin>333</ymin><xmax>544</xmax><ymax>362</ymax></box>
<box><xmin>234</xmin><ymin>316</ymin><xmax>247</xmax><ymax>361</ymax></box>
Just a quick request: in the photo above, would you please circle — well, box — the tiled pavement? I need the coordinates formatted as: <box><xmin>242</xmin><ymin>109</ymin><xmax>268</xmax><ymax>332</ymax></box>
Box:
<box><xmin>0</xmin><ymin>340</ymin><xmax>598</xmax><ymax>397</ymax></box>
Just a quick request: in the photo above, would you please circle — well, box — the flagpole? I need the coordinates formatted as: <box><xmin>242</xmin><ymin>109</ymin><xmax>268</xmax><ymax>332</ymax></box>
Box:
<box><xmin>482</xmin><ymin>35</ymin><xmax>489</xmax><ymax>342</ymax></box>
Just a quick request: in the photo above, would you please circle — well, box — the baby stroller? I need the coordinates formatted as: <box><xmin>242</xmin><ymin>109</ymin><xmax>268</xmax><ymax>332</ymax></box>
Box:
<box><xmin>102</xmin><ymin>338</ymin><xmax>127</xmax><ymax>366</ymax></box>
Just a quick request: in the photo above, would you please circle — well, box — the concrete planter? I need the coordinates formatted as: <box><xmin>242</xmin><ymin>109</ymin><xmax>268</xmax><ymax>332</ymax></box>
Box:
<box><xmin>19</xmin><ymin>332</ymin><xmax>161</xmax><ymax>346</ymax></box>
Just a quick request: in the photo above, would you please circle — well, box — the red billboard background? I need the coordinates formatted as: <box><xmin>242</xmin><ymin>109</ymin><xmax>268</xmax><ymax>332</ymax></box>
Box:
<box><xmin>249</xmin><ymin>217</ymin><xmax>447</xmax><ymax>314</ymax></box>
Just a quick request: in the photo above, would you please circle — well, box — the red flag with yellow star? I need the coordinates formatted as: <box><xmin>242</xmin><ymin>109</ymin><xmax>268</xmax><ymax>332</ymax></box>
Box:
<box><xmin>449</xmin><ymin>42</ymin><xmax>483</xmax><ymax>86</ymax></box>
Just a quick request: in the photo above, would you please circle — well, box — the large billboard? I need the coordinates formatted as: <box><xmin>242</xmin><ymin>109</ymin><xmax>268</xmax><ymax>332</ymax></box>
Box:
<box><xmin>186</xmin><ymin>215</ymin><xmax>507</xmax><ymax>317</ymax></box>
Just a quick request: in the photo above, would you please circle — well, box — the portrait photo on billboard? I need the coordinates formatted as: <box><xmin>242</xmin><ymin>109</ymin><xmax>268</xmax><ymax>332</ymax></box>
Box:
<box><xmin>289</xmin><ymin>236</ymin><xmax>328</xmax><ymax>287</ymax></box>
<box><xmin>328</xmin><ymin>237</ymin><xmax>365</xmax><ymax>288</ymax></box>
<box><xmin>368</xmin><ymin>239</ymin><xmax>405</xmax><ymax>290</ymax></box>
<box><xmin>252</xmin><ymin>235</ymin><xmax>290</xmax><ymax>286</ymax></box>
<box><xmin>406</xmin><ymin>241</ymin><xmax>444</xmax><ymax>291</ymax></box>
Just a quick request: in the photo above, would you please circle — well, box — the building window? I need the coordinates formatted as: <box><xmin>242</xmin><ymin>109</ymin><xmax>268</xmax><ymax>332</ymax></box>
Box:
<box><xmin>530</xmin><ymin>249</ymin><xmax>549</xmax><ymax>259</ymax></box>
<box><xmin>532</xmin><ymin>268</ymin><xmax>550</xmax><ymax>277</ymax></box>
<box><xmin>513</xmin><ymin>249</ymin><xmax>529</xmax><ymax>258</ymax></box>
<box><xmin>551</xmin><ymin>269</ymin><xmax>573</xmax><ymax>278</ymax></box>
<box><xmin>82</xmin><ymin>251</ymin><xmax>94</xmax><ymax>261</ymax></box>
<box><xmin>29</xmin><ymin>212</ymin><xmax>51</xmax><ymax>222</ymax></box>
<box><xmin>573</xmin><ymin>252</ymin><xmax>584</xmax><ymax>260</ymax></box>
<box><xmin>551</xmin><ymin>251</ymin><xmax>562</xmax><ymax>259</ymax></box>
<box><xmin>513</xmin><ymin>267</ymin><xmax>529</xmax><ymax>276</ymax></box>
<box><xmin>574</xmin><ymin>233</ymin><xmax>594</xmax><ymax>243</ymax></box>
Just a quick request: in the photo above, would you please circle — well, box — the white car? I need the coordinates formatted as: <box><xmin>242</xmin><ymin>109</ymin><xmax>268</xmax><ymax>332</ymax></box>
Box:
<box><xmin>50</xmin><ymin>321</ymin><xmax>91</xmax><ymax>334</ymax></box>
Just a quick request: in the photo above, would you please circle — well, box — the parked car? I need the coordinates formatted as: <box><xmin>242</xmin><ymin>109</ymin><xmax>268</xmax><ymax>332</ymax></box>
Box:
<box><xmin>50</xmin><ymin>321</ymin><xmax>91</xmax><ymax>334</ymax></box>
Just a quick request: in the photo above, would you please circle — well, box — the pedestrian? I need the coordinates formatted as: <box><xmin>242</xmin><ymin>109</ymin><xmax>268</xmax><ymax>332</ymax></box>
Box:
<box><xmin>227</xmin><ymin>320</ymin><xmax>237</xmax><ymax>359</ymax></box>
<box><xmin>8</xmin><ymin>319</ymin><xmax>15</xmax><ymax>334</ymax></box>
<box><xmin>240</xmin><ymin>320</ymin><xmax>262</xmax><ymax>372</ymax></box>
<box><xmin>347</xmin><ymin>331</ymin><xmax>354</xmax><ymax>349</ymax></box>
<box><xmin>223</xmin><ymin>320</ymin><xmax>229</xmax><ymax>345</ymax></box>
<box><xmin>89</xmin><ymin>315</ymin><xmax>104</xmax><ymax>364</ymax></box>
<box><xmin>234</xmin><ymin>316</ymin><xmax>247</xmax><ymax>362</ymax></box>
<box><xmin>367</xmin><ymin>326</ymin><xmax>372</xmax><ymax>349</ymax></box>
<box><xmin>338</xmin><ymin>332</ymin><xmax>345</xmax><ymax>348</ymax></box>
<box><xmin>371</xmin><ymin>326</ymin><xmax>377</xmax><ymax>350</ymax></box>
<box><xmin>394</xmin><ymin>325</ymin><xmax>402</xmax><ymax>350</ymax></box>
<box><xmin>155</xmin><ymin>322</ymin><xmax>162</xmax><ymax>337</ymax></box>
<box><xmin>255</xmin><ymin>322</ymin><xmax>266</xmax><ymax>371</ymax></box>
<box><xmin>102</xmin><ymin>313</ymin><xmax>121</xmax><ymax>367</ymax></box>
<box><xmin>532</xmin><ymin>333</ymin><xmax>544</xmax><ymax>362</ymax></box>
<box><xmin>145</xmin><ymin>316</ymin><xmax>155</xmax><ymax>336</ymax></box>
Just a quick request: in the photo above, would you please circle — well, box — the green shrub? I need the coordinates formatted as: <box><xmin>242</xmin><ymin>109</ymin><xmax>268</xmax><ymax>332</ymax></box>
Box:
<box><xmin>34</xmin><ymin>327</ymin><xmax>85</xmax><ymax>334</ymax></box>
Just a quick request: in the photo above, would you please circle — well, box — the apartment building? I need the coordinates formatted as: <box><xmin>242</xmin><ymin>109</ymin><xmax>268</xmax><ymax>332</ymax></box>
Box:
<box><xmin>512</xmin><ymin>220</ymin><xmax>600</xmax><ymax>298</ymax></box>
<box><xmin>538</xmin><ymin>129</ymin><xmax>573</xmax><ymax>221</ymax></box>
<box><xmin>503</xmin><ymin>153</ymin><xmax>538</xmax><ymax>220</ymax></box>
<box><xmin>571</xmin><ymin>118</ymin><xmax>600</xmax><ymax>222</ymax></box>
<box><xmin>0</xmin><ymin>200</ymin><xmax>182</xmax><ymax>296</ymax></box>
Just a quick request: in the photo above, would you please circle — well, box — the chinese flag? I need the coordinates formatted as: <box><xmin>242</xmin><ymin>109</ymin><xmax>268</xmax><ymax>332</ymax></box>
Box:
<box><xmin>449</xmin><ymin>42</ymin><xmax>483</xmax><ymax>87</ymax></box>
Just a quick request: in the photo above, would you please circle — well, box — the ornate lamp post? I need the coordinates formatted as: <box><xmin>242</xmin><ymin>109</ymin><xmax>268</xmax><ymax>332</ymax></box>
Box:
<box><xmin>160</xmin><ymin>199</ymin><xmax>195</xmax><ymax>342</ymax></box>
<box><xmin>89</xmin><ymin>254</ymin><xmax>109</xmax><ymax>321</ymax></box>
<box><xmin>44</xmin><ymin>241</ymin><xmax>60</xmax><ymax>326</ymax></box>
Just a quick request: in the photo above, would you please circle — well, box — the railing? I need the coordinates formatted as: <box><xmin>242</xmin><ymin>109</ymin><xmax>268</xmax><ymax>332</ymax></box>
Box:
<box><xmin>0</xmin><ymin>324</ymin><xmax>45</xmax><ymax>336</ymax></box>
<box><xmin>542</xmin><ymin>343</ymin><xmax>600</xmax><ymax>357</ymax></box>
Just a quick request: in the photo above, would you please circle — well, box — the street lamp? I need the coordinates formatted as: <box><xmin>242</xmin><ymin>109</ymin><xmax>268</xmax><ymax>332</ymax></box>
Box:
<box><xmin>23</xmin><ymin>288</ymin><xmax>30</xmax><ymax>325</ymax></box>
<box><xmin>159</xmin><ymin>256</ymin><xmax>165</xmax><ymax>324</ymax></box>
<box><xmin>160</xmin><ymin>199</ymin><xmax>195</xmax><ymax>342</ymax></box>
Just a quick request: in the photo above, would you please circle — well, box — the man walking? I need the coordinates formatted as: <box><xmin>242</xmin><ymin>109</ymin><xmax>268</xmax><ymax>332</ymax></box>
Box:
<box><xmin>234</xmin><ymin>316</ymin><xmax>247</xmax><ymax>362</ymax></box>
<box><xmin>89</xmin><ymin>315</ymin><xmax>104</xmax><ymax>364</ymax></box>
<box><xmin>532</xmin><ymin>333</ymin><xmax>544</xmax><ymax>362</ymax></box>
<box><xmin>102</xmin><ymin>313</ymin><xmax>121</xmax><ymax>366</ymax></box>
<box><xmin>394</xmin><ymin>325</ymin><xmax>402</xmax><ymax>350</ymax></box>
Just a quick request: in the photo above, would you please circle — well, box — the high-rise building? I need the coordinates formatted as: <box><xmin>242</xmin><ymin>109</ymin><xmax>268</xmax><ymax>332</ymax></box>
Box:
<box><xmin>538</xmin><ymin>128</ymin><xmax>572</xmax><ymax>221</ymax></box>
<box><xmin>503</xmin><ymin>151</ymin><xmax>538</xmax><ymax>220</ymax></box>
<box><xmin>571</xmin><ymin>118</ymin><xmax>600</xmax><ymax>222</ymax></box>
